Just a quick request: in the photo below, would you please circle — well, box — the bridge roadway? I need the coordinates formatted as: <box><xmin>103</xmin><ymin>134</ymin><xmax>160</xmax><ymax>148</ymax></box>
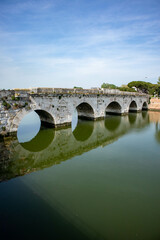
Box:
<box><xmin>0</xmin><ymin>112</ymin><xmax>149</xmax><ymax>182</ymax></box>
<box><xmin>0</xmin><ymin>88</ymin><xmax>149</xmax><ymax>134</ymax></box>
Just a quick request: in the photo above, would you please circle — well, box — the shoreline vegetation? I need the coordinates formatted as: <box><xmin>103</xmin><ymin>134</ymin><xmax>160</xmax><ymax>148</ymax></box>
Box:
<box><xmin>101</xmin><ymin>77</ymin><xmax>160</xmax><ymax>96</ymax></box>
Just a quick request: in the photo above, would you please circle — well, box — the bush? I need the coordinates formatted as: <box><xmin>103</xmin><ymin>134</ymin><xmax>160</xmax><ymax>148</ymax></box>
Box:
<box><xmin>74</xmin><ymin>86</ymin><xmax>83</xmax><ymax>89</ymax></box>
<box><xmin>118</xmin><ymin>87</ymin><xmax>136</xmax><ymax>92</ymax></box>
<box><xmin>11</xmin><ymin>95</ymin><xmax>20</xmax><ymax>101</ymax></box>
<box><xmin>11</xmin><ymin>95</ymin><xmax>16</xmax><ymax>100</ymax></box>
<box><xmin>101</xmin><ymin>83</ymin><xmax>118</xmax><ymax>89</ymax></box>
<box><xmin>14</xmin><ymin>103</ymin><xmax>18</xmax><ymax>107</ymax></box>
<box><xmin>2</xmin><ymin>100</ymin><xmax>11</xmax><ymax>110</ymax></box>
<box><xmin>2</xmin><ymin>126</ymin><xmax>6</xmax><ymax>131</ymax></box>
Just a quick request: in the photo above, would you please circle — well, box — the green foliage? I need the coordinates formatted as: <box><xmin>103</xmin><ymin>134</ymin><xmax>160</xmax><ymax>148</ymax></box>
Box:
<box><xmin>74</xmin><ymin>86</ymin><xmax>83</xmax><ymax>89</ymax></box>
<box><xmin>101</xmin><ymin>83</ymin><xmax>118</xmax><ymax>89</ymax></box>
<box><xmin>14</xmin><ymin>103</ymin><xmax>18</xmax><ymax>108</ymax></box>
<box><xmin>11</xmin><ymin>95</ymin><xmax>20</xmax><ymax>101</ymax></box>
<box><xmin>11</xmin><ymin>95</ymin><xmax>16</xmax><ymax>100</ymax></box>
<box><xmin>2</xmin><ymin>100</ymin><xmax>11</xmax><ymax>110</ymax></box>
<box><xmin>2</xmin><ymin>126</ymin><xmax>6</xmax><ymax>131</ymax></box>
<box><xmin>128</xmin><ymin>81</ymin><xmax>159</xmax><ymax>95</ymax></box>
<box><xmin>118</xmin><ymin>87</ymin><xmax>136</xmax><ymax>92</ymax></box>
<box><xmin>157</xmin><ymin>76</ymin><xmax>160</xmax><ymax>85</ymax></box>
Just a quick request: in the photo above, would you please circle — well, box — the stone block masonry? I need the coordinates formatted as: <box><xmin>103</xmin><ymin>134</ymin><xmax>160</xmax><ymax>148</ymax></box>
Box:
<box><xmin>149</xmin><ymin>98</ymin><xmax>160</xmax><ymax>111</ymax></box>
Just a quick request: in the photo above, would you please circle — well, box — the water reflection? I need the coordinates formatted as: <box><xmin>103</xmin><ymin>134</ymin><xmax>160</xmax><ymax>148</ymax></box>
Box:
<box><xmin>73</xmin><ymin>120</ymin><xmax>94</xmax><ymax>141</ymax></box>
<box><xmin>105</xmin><ymin>115</ymin><xmax>121</xmax><ymax>131</ymax></box>
<box><xmin>20</xmin><ymin>128</ymin><xmax>55</xmax><ymax>152</ymax></box>
<box><xmin>155</xmin><ymin>122</ymin><xmax>160</xmax><ymax>143</ymax></box>
<box><xmin>1</xmin><ymin>111</ymin><xmax>160</xmax><ymax>182</ymax></box>
<box><xmin>142</xmin><ymin>110</ymin><xmax>148</xmax><ymax>119</ymax></box>
<box><xmin>17</xmin><ymin>111</ymin><xmax>41</xmax><ymax>143</ymax></box>
<box><xmin>1</xmin><ymin>111</ymin><xmax>160</xmax><ymax>240</ymax></box>
<box><xmin>72</xmin><ymin>109</ymin><xmax>78</xmax><ymax>131</ymax></box>
<box><xmin>128</xmin><ymin>113</ymin><xmax>137</xmax><ymax>124</ymax></box>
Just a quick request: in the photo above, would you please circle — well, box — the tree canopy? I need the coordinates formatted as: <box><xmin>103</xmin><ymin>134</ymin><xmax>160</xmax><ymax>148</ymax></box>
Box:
<box><xmin>101</xmin><ymin>83</ymin><xmax>117</xmax><ymax>89</ymax></box>
<box><xmin>101</xmin><ymin>82</ymin><xmax>135</xmax><ymax>92</ymax></box>
<box><xmin>128</xmin><ymin>81</ymin><xmax>160</xmax><ymax>95</ymax></box>
<box><xmin>101</xmin><ymin>79</ymin><xmax>160</xmax><ymax>95</ymax></box>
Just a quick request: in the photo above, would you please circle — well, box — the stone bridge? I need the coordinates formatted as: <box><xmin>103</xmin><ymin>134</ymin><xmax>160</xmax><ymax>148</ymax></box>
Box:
<box><xmin>0</xmin><ymin>87</ymin><xmax>149</xmax><ymax>134</ymax></box>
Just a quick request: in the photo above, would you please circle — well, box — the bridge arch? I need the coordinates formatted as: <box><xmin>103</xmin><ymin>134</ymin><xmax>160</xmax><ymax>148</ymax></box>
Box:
<box><xmin>129</xmin><ymin>101</ymin><xmax>137</xmax><ymax>112</ymax></box>
<box><xmin>142</xmin><ymin>101</ymin><xmax>148</xmax><ymax>110</ymax></box>
<box><xmin>105</xmin><ymin>101</ymin><xmax>122</xmax><ymax>115</ymax></box>
<box><xmin>10</xmin><ymin>108</ymin><xmax>55</xmax><ymax>133</ymax></box>
<box><xmin>76</xmin><ymin>102</ymin><xmax>95</xmax><ymax>120</ymax></box>
<box><xmin>34</xmin><ymin>109</ymin><xmax>55</xmax><ymax>128</ymax></box>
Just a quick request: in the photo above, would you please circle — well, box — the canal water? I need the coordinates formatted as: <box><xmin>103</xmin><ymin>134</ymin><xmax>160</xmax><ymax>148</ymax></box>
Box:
<box><xmin>0</xmin><ymin>111</ymin><xmax>160</xmax><ymax>240</ymax></box>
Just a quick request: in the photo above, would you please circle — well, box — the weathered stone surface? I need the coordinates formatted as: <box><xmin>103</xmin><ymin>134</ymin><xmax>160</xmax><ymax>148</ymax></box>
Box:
<box><xmin>0</xmin><ymin>88</ymin><xmax>149</xmax><ymax>135</ymax></box>
<box><xmin>149</xmin><ymin>98</ymin><xmax>160</xmax><ymax>111</ymax></box>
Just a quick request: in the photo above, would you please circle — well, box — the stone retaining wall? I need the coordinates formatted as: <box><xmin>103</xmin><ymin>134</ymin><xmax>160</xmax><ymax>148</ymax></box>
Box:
<box><xmin>149</xmin><ymin>98</ymin><xmax>160</xmax><ymax>111</ymax></box>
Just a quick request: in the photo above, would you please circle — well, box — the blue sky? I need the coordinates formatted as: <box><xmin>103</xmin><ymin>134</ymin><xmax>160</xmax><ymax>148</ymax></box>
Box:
<box><xmin>0</xmin><ymin>0</ymin><xmax>160</xmax><ymax>89</ymax></box>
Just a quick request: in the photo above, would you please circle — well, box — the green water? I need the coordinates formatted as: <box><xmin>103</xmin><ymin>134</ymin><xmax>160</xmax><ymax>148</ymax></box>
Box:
<box><xmin>0</xmin><ymin>111</ymin><xmax>160</xmax><ymax>240</ymax></box>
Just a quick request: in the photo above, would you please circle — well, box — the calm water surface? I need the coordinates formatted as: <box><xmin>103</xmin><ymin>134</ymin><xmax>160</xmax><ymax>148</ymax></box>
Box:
<box><xmin>0</xmin><ymin>111</ymin><xmax>160</xmax><ymax>240</ymax></box>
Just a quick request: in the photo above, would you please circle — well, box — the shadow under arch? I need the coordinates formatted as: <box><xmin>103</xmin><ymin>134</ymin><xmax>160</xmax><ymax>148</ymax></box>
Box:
<box><xmin>129</xmin><ymin>101</ymin><xmax>137</xmax><ymax>112</ymax></box>
<box><xmin>35</xmin><ymin>109</ymin><xmax>55</xmax><ymax>128</ymax></box>
<box><xmin>105</xmin><ymin>115</ymin><xmax>121</xmax><ymax>132</ymax></box>
<box><xmin>20</xmin><ymin>128</ymin><xmax>55</xmax><ymax>152</ymax></box>
<box><xmin>142</xmin><ymin>102</ymin><xmax>148</xmax><ymax>111</ymax></box>
<box><xmin>73</xmin><ymin>120</ymin><xmax>94</xmax><ymax>142</ymax></box>
<box><xmin>76</xmin><ymin>102</ymin><xmax>94</xmax><ymax>120</ymax></box>
<box><xmin>106</xmin><ymin>101</ymin><xmax>122</xmax><ymax>115</ymax></box>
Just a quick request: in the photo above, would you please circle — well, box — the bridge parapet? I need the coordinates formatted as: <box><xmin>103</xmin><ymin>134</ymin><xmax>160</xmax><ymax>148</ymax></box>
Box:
<box><xmin>12</xmin><ymin>87</ymin><xmax>147</xmax><ymax>96</ymax></box>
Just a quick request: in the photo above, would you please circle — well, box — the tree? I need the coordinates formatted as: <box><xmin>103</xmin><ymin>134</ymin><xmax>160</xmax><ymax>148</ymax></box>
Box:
<box><xmin>101</xmin><ymin>83</ymin><xmax>117</xmax><ymax>89</ymax></box>
<box><xmin>118</xmin><ymin>86</ymin><xmax>136</xmax><ymax>92</ymax></box>
<box><xmin>157</xmin><ymin>77</ymin><xmax>160</xmax><ymax>85</ymax></box>
<box><xmin>128</xmin><ymin>81</ymin><xmax>160</xmax><ymax>96</ymax></box>
<box><xmin>74</xmin><ymin>86</ymin><xmax>83</xmax><ymax>89</ymax></box>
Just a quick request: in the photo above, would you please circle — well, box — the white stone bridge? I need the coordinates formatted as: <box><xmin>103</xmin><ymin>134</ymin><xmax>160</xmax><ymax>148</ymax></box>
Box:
<box><xmin>0</xmin><ymin>88</ymin><xmax>149</xmax><ymax>134</ymax></box>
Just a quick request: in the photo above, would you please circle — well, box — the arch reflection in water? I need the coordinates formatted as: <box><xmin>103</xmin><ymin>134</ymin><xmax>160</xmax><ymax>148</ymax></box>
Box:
<box><xmin>142</xmin><ymin>110</ymin><xmax>148</xmax><ymax>119</ymax></box>
<box><xmin>128</xmin><ymin>113</ymin><xmax>137</xmax><ymax>125</ymax></box>
<box><xmin>17</xmin><ymin>110</ymin><xmax>55</xmax><ymax>152</ymax></box>
<box><xmin>72</xmin><ymin>109</ymin><xmax>78</xmax><ymax>131</ymax></box>
<box><xmin>20</xmin><ymin>128</ymin><xmax>55</xmax><ymax>152</ymax></box>
<box><xmin>73</xmin><ymin>119</ymin><xmax>94</xmax><ymax>141</ymax></box>
<box><xmin>17</xmin><ymin>111</ymin><xmax>41</xmax><ymax>143</ymax></box>
<box><xmin>105</xmin><ymin>115</ymin><xmax>121</xmax><ymax>132</ymax></box>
